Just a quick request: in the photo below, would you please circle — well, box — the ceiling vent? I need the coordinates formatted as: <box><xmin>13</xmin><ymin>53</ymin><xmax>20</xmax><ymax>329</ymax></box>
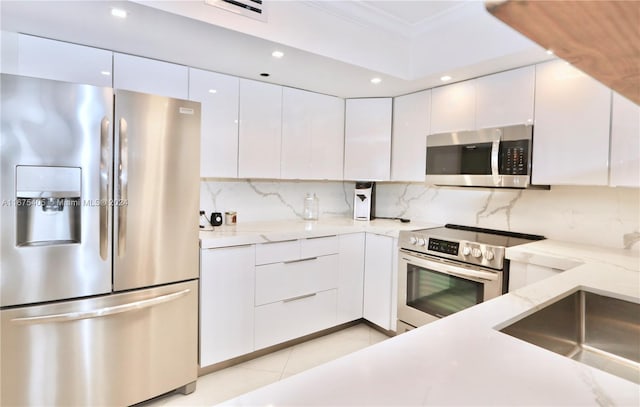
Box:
<box><xmin>204</xmin><ymin>0</ymin><xmax>268</xmax><ymax>22</ymax></box>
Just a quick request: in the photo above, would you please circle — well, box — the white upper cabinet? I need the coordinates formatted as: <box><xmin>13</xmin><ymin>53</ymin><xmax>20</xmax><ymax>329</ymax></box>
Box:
<box><xmin>2</xmin><ymin>33</ymin><xmax>113</xmax><ymax>87</ymax></box>
<box><xmin>189</xmin><ymin>68</ymin><xmax>239</xmax><ymax>178</ymax></box>
<box><xmin>238</xmin><ymin>79</ymin><xmax>283</xmax><ymax>179</ymax></box>
<box><xmin>430</xmin><ymin>80</ymin><xmax>475</xmax><ymax>134</ymax></box>
<box><xmin>113</xmin><ymin>53</ymin><xmax>188</xmax><ymax>99</ymax></box>
<box><xmin>344</xmin><ymin>98</ymin><xmax>392</xmax><ymax>181</ymax></box>
<box><xmin>532</xmin><ymin>60</ymin><xmax>611</xmax><ymax>186</ymax></box>
<box><xmin>475</xmin><ymin>66</ymin><xmax>535</xmax><ymax>129</ymax></box>
<box><xmin>281</xmin><ymin>88</ymin><xmax>345</xmax><ymax>180</ymax></box>
<box><xmin>391</xmin><ymin>90</ymin><xmax>431</xmax><ymax>182</ymax></box>
<box><xmin>610</xmin><ymin>92</ymin><xmax>640</xmax><ymax>188</ymax></box>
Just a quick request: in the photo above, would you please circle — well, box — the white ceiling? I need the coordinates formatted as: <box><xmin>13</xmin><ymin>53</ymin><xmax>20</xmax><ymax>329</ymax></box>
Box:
<box><xmin>1</xmin><ymin>0</ymin><xmax>551</xmax><ymax>98</ymax></box>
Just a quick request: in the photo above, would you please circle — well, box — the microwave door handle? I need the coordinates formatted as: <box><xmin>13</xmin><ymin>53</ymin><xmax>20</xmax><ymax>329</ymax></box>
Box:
<box><xmin>491</xmin><ymin>139</ymin><xmax>501</xmax><ymax>184</ymax></box>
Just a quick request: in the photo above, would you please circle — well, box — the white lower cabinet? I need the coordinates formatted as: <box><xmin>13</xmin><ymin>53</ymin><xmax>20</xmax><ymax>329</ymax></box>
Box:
<box><xmin>254</xmin><ymin>289</ymin><xmax>338</xmax><ymax>350</ymax></box>
<box><xmin>337</xmin><ymin>233</ymin><xmax>365</xmax><ymax>324</ymax></box>
<box><xmin>508</xmin><ymin>261</ymin><xmax>564</xmax><ymax>292</ymax></box>
<box><xmin>363</xmin><ymin>233</ymin><xmax>397</xmax><ymax>331</ymax></box>
<box><xmin>200</xmin><ymin>245</ymin><xmax>255</xmax><ymax>367</ymax></box>
<box><xmin>255</xmin><ymin>255</ymin><xmax>339</xmax><ymax>306</ymax></box>
<box><xmin>254</xmin><ymin>235</ymin><xmax>340</xmax><ymax>350</ymax></box>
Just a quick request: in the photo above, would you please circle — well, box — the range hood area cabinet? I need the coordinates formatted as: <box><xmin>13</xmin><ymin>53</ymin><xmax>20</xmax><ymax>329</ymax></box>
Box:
<box><xmin>430</xmin><ymin>65</ymin><xmax>535</xmax><ymax>134</ymax></box>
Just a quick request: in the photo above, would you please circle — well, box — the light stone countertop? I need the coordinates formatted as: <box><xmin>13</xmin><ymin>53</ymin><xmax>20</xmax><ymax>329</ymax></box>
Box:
<box><xmin>199</xmin><ymin>217</ymin><xmax>441</xmax><ymax>249</ymax></box>
<box><xmin>220</xmin><ymin>231</ymin><xmax>640</xmax><ymax>406</ymax></box>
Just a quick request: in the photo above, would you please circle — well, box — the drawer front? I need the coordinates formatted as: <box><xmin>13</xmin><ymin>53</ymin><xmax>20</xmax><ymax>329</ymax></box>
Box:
<box><xmin>255</xmin><ymin>254</ymin><xmax>339</xmax><ymax>306</ymax></box>
<box><xmin>255</xmin><ymin>240</ymin><xmax>300</xmax><ymax>265</ymax></box>
<box><xmin>254</xmin><ymin>289</ymin><xmax>337</xmax><ymax>350</ymax></box>
<box><xmin>301</xmin><ymin>235</ymin><xmax>339</xmax><ymax>258</ymax></box>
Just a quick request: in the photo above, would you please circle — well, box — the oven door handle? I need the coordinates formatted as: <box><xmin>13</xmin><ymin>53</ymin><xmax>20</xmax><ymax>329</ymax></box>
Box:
<box><xmin>401</xmin><ymin>255</ymin><xmax>499</xmax><ymax>282</ymax></box>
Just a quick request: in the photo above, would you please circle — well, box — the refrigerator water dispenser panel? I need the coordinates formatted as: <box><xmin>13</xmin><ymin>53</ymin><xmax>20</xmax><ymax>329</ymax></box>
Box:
<box><xmin>15</xmin><ymin>165</ymin><xmax>82</xmax><ymax>247</ymax></box>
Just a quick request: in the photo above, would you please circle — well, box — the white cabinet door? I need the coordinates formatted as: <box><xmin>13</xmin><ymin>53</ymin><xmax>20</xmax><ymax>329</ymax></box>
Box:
<box><xmin>189</xmin><ymin>68</ymin><xmax>239</xmax><ymax>178</ymax></box>
<box><xmin>391</xmin><ymin>90</ymin><xmax>431</xmax><ymax>182</ymax></box>
<box><xmin>363</xmin><ymin>233</ymin><xmax>396</xmax><ymax>331</ymax></box>
<box><xmin>282</xmin><ymin>88</ymin><xmax>344</xmax><ymax>180</ymax></box>
<box><xmin>508</xmin><ymin>261</ymin><xmax>564</xmax><ymax>292</ymax></box>
<box><xmin>238</xmin><ymin>79</ymin><xmax>283</xmax><ymax>179</ymax></box>
<box><xmin>200</xmin><ymin>245</ymin><xmax>255</xmax><ymax>367</ymax></box>
<box><xmin>610</xmin><ymin>92</ymin><xmax>640</xmax><ymax>187</ymax></box>
<box><xmin>532</xmin><ymin>60</ymin><xmax>611</xmax><ymax>186</ymax></box>
<box><xmin>475</xmin><ymin>66</ymin><xmax>535</xmax><ymax>129</ymax></box>
<box><xmin>344</xmin><ymin>98</ymin><xmax>392</xmax><ymax>181</ymax></box>
<box><xmin>255</xmin><ymin>289</ymin><xmax>337</xmax><ymax>350</ymax></box>
<box><xmin>337</xmin><ymin>233</ymin><xmax>365</xmax><ymax>324</ymax></box>
<box><xmin>430</xmin><ymin>80</ymin><xmax>475</xmax><ymax>134</ymax></box>
<box><xmin>4</xmin><ymin>34</ymin><xmax>112</xmax><ymax>87</ymax></box>
<box><xmin>113</xmin><ymin>53</ymin><xmax>188</xmax><ymax>99</ymax></box>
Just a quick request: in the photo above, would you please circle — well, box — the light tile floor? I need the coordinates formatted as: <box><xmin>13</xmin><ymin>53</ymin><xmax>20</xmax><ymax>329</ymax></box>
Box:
<box><xmin>145</xmin><ymin>323</ymin><xmax>389</xmax><ymax>406</ymax></box>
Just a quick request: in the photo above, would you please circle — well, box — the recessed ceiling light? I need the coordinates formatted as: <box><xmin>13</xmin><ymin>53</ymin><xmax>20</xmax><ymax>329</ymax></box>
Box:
<box><xmin>271</xmin><ymin>51</ymin><xmax>284</xmax><ymax>58</ymax></box>
<box><xmin>208</xmin><ymin>89</ymin><xmax>217</xmax><ymax>94</ymax></box>
<box><xmin>100</xmin><ymin>71</ymin><xmax>111</xmax><ymax>76</ymax></box>
<box><xmin>111</xmin><ymin>8</ymin><xmax>127</xmax><ymax>18</ymax></box>
<box><xmin>440</xmin><ymin>75</ymin><xmax>452</xmax><ymax>82</ymax></box>
<box><xmin>370</xmin><ymin>77</ymin><xmax>382</xmax><ymax>84</ymax></box>
<box><xmin>546</xmin><ymin>49</ymin><xmax>554</xmax><ymax>55</ymax></box>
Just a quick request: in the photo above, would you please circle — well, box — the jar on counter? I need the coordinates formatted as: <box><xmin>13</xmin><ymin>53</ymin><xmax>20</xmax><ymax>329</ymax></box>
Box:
<box><xmin>303</xmin><ymin>193</ymin><xmax>319</xmax><ymax>220</ymax></box>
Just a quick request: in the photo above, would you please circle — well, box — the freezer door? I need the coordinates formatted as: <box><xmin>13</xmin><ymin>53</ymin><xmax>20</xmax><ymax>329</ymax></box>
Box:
<box><xmin>113</xmin><ymin>90</ymin><xmax>200</xmax><ymax>291</ymax></box>
<box><xmin>0</xmin><ymin>74</ymin><xmax>113</xmax><ymax>306</ymax></box>
<box><xmin>1</xmin><ymin>280</ymin><xmax>198</xmax><ymax>406</ymax></box>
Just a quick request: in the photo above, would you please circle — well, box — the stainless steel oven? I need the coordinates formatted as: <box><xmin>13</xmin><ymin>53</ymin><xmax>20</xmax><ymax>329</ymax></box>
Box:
<box><xmin>397</xmin><ymin>224</ymin><xmax>544</xmax><ymax>332</ymax></box>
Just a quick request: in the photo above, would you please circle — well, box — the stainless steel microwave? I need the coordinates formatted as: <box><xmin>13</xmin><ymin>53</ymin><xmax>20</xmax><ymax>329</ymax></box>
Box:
<box><xmin>425</xmin><ymin>124</ymin><xmax>546</xmax><ymax>189</ymax></box>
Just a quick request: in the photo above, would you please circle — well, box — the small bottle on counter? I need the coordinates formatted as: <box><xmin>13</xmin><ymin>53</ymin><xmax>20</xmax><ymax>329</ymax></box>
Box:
<box><xmin>303</xmin><ymin>193</ymin><xmax>319</xmax><ymax>220</ymax></box>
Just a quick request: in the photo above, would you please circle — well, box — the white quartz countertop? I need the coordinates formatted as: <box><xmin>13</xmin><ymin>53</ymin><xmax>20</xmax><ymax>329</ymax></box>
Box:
<box><xmin>222</xmin><ymin>238</ymin><xmax>640</xmax><ymax>406</ymax></box>
<box><xmin>199</xmin><ymin>218</ymin><xmax>441</xmax><ymax>249</ymax></box>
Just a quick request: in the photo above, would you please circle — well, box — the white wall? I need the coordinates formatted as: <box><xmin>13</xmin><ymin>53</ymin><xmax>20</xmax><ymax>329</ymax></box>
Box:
<box><xmin>200</xmin><ymin>180</ymin><xmax>640</xmax><ymax>251</ymax></box>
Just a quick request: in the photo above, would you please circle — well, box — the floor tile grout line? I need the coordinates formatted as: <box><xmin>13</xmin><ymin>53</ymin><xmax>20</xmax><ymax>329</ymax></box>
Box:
<box><xmin>279</xmin><ymin>347</ymin><xmax>294</xmax><ymax>380</ymax></box>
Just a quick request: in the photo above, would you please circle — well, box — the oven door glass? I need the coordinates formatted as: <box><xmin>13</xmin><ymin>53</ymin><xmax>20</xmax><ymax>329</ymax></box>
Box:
<box><xmin>406</xmin><ymin>263</ymin><xmax>483</xmax><ymax>318</ymax></box>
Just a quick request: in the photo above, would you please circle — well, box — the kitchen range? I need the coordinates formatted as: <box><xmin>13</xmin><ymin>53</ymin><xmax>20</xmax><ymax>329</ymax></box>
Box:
<box><xmin>0</xmin><ymin>74</ymin><xmax>201</xmax><ymax>406</ymax></box>
<box><xmin>397</xmin><ymin>224</ymin><xmax>545</xmax><ymax>331</ymax></box>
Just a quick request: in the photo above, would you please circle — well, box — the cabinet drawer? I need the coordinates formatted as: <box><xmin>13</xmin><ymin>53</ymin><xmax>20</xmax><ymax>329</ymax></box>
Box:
<box><xmin>255</xmin><ymin>254</ymin><xmax>339</xmax><ymax>306</ymax></box>
<box><xmin>301</xmin><ymin>236</ymin><xmax>339</xmax><ymax>258</ymax></box>
<box><xmin>255</xmin><ymin>240</ymin><xmax>300</xmax><ymax>265</ymax></box>
<box><xmin>254</xmin><ymin>289</ymin><xmax>337</xmax><ymax>350</ymax></box>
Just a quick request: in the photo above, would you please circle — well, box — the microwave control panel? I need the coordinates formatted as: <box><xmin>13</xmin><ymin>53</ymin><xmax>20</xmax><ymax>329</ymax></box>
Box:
<box><xmin>500</xmin><ymin>140</ymin><xmax>529</xmax><ymax>175</ymax></box>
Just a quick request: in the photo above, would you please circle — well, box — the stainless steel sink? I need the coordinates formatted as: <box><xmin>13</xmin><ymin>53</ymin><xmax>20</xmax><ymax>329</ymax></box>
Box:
<box><xmin>500</xmin><ymin>290</ymin><xmax>640</xmax><ymax>384</ymax></box>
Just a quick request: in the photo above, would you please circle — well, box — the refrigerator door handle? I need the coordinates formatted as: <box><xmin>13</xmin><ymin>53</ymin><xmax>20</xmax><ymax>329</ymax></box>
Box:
<box><xmin>10</xmin><ymin>288</ymin><xmax>191</xmax><ymax>325</ymax></box>
<box><xmin>100</xmin><ymin>117</ymin><xmax>111</xmax><ymax>261</ymax></box>
<box><xmin>117</xmin><ymin>117</ymin><xmax>128</xmax><ymax>257</ymax></box>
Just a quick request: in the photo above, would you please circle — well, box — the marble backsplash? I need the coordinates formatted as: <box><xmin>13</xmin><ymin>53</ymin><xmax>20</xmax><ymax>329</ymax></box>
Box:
<box><xmin>200</xmin><ymin>179</ymin><xmax>640</xmax><ymax>251</ymax></box>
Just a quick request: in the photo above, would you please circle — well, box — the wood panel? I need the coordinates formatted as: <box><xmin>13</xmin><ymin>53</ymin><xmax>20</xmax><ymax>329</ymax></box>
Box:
<box><xmin>486</xmin><ymin>0</ymin><xmax>640</xmax><ymax>105</ymax></box>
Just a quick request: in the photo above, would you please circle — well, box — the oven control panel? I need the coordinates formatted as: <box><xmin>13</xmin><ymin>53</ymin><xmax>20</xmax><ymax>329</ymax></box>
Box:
<box><xmin>427</xmin><ymin>238</ymin><xmax>459</xmax><ymax>255</ymax></box>
<box><xmin>400</xmin><ymin>234</ymin><xmax>505</xmax><ymax>270</ymax></box>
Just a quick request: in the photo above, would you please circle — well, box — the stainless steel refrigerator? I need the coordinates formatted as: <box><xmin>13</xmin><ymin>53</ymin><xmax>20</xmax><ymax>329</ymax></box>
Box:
<box><xmin>1</xmin><ymin>74</ymin><xmax>201</xmax><ymax>406</ymax></box>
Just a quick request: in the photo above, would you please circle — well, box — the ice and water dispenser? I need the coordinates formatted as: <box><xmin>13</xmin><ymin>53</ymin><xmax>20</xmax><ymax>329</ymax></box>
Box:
<box><xmin>15</xmin><ymin>166</ymin><xmax>82</xmax><ymax>246</ymax></box>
